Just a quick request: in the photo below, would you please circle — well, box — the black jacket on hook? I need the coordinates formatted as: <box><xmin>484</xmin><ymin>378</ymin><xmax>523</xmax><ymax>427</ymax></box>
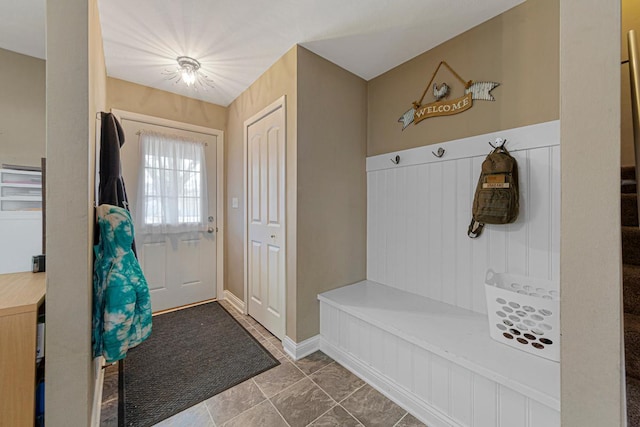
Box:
<box><xmin>97</xmin><ymin>112</ymin><xmax>137</xmax><ymax>255</ymax></box>
<box><xmin>99</xmin><ymin>112</ymin><xmax>128</xmax><ymax>207</ymax></box>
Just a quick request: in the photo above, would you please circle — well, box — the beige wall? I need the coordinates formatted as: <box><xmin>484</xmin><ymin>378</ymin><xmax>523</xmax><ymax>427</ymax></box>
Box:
<box><xmin>560</xmin><ymin>1</ymin><xmax>623</xmax><ymax>426</ymax></box>
<box><xmin>295</xmin><ymin>47</ymin><xmax>367</xmax><ymax>341</ymax></box>
<box><xmin>367</xmin><ymin>0</ymin><xmax>559</xmax><ymax>156</ymax></box>
<box><xmin>621</xmin><ymin>0</ymin><xmax>640</xmax><ymax>166</ymax></box>
<box><xmin>0</xmin><ymin>48</ymin><xmax>45</xmax><ymax>167</ymax></box>
<box><xmin>45</xmin><ymin>0</ymin><xmax>107</xmax><ymax>425</ymax></box>
<box><xmin>225</xmin><ymin>46</ymin><xmax>367</xmax><ymax>341</ymax></box>
<box><xmin>106</xmin><ymin>77</ymin><xmax>227</xmax><ymax>131</ymax></box>
<box><xmin>225</xmin><ymin>47</ymin><xmax>299</xmax><ymax>337</ymax></box>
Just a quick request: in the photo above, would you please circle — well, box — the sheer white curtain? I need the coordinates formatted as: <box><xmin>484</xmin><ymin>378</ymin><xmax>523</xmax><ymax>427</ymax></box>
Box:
<box><xmin>135</xmin><ymin>130</ymin><xmax>208</xmax><ymax>234</ymax></box>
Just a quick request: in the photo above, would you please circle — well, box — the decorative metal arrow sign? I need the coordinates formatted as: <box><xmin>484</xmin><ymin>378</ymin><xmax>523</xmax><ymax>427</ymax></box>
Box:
<box><xmin>398</xmin><ymin>61</ymin><xmax>500</xmax><ymax>130</ymax></box>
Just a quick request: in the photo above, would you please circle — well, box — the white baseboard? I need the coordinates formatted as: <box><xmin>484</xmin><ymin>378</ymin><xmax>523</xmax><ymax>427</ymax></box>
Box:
<box><xmin>283</xmin><ymin>335</ymin><xmax>320</xmax><ymax>361</ymax></box>
<box><xmin>90</xmin><ymin>356</ymin><xmax>106</xmax><ymax>427</ymax></box>
<box><xmin>223</xmin><ymin>290</ymin><xmax>246</xmax><ymax>314</ymax></box>
<box><xmin>319</xmin><ymin>338</ymin><xmax>460</xmax><ymax>427</ymax></box>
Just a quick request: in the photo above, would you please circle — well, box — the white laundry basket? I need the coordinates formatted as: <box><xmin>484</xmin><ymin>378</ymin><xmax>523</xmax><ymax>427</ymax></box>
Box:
<box><xmin>484</xmin><ymin>270</ymin><xmax>560</xmax><ymax>362</ymax></box>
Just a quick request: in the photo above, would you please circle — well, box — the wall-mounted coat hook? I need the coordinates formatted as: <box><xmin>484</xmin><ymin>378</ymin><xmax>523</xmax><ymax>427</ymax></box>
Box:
<box><xmin>432</xmin><ymin>147</ymin><xmax>445</xmax><ymax>158</ymax></box>
<box><xmin>390</xmin><ymin>155</ymin><xmax>400</xmax><ymax>165</ymax></box>
<box><xmin>489</xmin><ymin>137</ymin><xmax>507</xmax><ymax>149</ymax></box>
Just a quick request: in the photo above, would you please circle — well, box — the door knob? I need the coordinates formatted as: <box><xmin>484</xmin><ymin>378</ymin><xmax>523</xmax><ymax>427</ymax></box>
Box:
<box><xmin>270</xmin><ymin>234</ymin><xmax>276</xmax><ymax>238</ymax></box>
<box><xmin>208</xmin><ymin>227</ymin><xmax>215</xmax><ymax>234</ymax></box>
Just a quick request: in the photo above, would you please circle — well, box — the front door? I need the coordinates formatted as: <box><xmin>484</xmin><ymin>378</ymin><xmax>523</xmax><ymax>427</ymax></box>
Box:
<box><xmin>246</xmin><ymin>100</ymin><xmax>286</xmax><ymax>339</ymax></box>
<box><xmin>120</xmin><ymin>120</ymin><xmax>218</xmax><ymax>313</ymax></box>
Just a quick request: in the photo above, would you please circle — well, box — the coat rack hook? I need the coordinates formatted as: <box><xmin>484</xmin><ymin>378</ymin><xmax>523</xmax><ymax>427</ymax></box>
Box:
<box><xmin>390</xmin><ymin>155</ymin><xmax>400</xmax><ymax>165</ymax></box>
<box><xmin>489</xmin><ymin>137</ymin><xmax>507</xmax><ymax>149</ymax></box>
<box><xmin>432</xmin><ymin>147</ymin><xmax>445</xmax><ymax>158</ymax></box>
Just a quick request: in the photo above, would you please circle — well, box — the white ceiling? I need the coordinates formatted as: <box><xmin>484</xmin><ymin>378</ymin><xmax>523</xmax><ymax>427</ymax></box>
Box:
<box><xmin>1</xmin><ymin>0</ymin><xmax>524</xmax><ymax>107</ymax></box>
<box><xmin>0</xmin><ymin>0</ymin><xmax>46</xmax><ymax>59</ymax></box>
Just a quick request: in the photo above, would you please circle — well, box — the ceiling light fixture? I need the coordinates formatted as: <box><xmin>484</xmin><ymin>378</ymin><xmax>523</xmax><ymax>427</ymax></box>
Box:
<box><xmin>163</xmin><ymin>56</ymin><xmax>214</xmax><ymax>90</ymax></box>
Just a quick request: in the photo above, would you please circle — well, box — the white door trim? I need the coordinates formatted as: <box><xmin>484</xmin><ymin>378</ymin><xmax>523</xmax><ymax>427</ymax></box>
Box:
<box><xmin>243</xmin><ymin>95</ymin><xmax>287</xmax><ymax>324</ymax></box>
<box><xmin>110</xmin><ymin>109</ymin><xmax>225</xmax><ymax>302</ymax></box>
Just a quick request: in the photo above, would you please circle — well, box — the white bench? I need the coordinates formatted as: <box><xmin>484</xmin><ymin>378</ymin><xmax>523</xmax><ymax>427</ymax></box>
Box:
<box><xmin>318</xmin><ymin>280</ymin><xmax>560</xmax><ymax>427</ymax></box>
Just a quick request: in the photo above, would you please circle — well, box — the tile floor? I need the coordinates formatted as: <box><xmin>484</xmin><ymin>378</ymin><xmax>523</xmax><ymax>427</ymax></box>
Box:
<box><xmin>100</xmin><ymin>299</ymin><xmax>426</xmax><ymax>427</ymax></box>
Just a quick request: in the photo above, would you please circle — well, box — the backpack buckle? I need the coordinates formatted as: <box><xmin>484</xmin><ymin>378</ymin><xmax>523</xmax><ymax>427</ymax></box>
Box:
<box><xmin>468</xmin><ymin>219</ymin><xmax>484</xmax><ymax>238</ymax></box>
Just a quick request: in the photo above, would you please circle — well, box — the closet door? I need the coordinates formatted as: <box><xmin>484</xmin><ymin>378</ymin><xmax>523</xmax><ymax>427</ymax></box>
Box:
<box><xmin>246</xmin><ymin>101</ymin><xmax>286</xmax><ymax>339</ymax></box>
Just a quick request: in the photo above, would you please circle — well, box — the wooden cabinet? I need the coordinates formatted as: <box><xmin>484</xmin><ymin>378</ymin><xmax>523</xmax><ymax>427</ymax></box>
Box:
<box><xmin>0</xmin><ymin>272</ymin><xmax>45</xmax><ymax>427</ymax></box>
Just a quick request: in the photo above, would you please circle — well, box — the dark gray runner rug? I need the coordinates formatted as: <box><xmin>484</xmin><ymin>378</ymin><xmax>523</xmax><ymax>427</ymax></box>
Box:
<box><xmin>121</xmin><ymin>302</ymin><xmax>279</xmax><ymax>427</ymax></box>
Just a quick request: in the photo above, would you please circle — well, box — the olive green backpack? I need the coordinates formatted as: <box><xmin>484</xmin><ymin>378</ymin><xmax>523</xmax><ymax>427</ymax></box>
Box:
<box><xmin>468</xmin><ymin>141</ymin><xmax>519</xmax><ymax>238</ymax></box>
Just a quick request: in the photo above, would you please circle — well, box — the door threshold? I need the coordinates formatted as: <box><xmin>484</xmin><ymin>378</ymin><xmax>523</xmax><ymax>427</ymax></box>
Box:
<box><xmin>152</xmin><ymin>298</ymin><xmax>217</xmax><ymax>316</ymax></box>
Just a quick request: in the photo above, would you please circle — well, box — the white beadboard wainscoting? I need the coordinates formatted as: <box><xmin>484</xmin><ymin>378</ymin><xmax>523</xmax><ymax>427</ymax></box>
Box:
<box><xmin>319</xmin><ymin>121</ymin><xmax>561</xmax><ymax>427</ymax></box>
<box><xmin>367</xmin><ymin>120</ymin><xmax>560</xmax><ymax>314</ymax></box>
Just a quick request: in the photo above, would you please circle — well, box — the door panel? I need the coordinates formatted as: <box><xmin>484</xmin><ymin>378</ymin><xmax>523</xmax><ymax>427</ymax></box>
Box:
<box><xmin>179</xmin><ymin>238</ymin><xmax>200</xmax><ymax>285</ymax></box>
<box><xmin>142</xmin><ymin>242</ymin><xmax>166</xmax><ymax>292</ymax></box>
<box><xmin>250</xmin><ymin>135</ymin><xmax>262</xmax><ymax>223</ymax></box>
<box><xmin>247</xmin><ymin>104</ymin><xmax>285</xmax><ymax>339</ymax></box>
<box><xmin>267</xmin><ymin>244</ymin><xmax>281</xmax><ymax>317</ymax></box>
<box><xmin>267</xmin><ymin>127</ymin><xmax>281</xmax><ymax>225</ymax></box>
<box><xmin>250</xmin><ymin>240</ymin><xmax>262</xmax><ymax>304</ymax></box>
<box><xmin>120</xmin><ymin>120</ymin><xmax>217</xmax><ymax>312</ymax></box>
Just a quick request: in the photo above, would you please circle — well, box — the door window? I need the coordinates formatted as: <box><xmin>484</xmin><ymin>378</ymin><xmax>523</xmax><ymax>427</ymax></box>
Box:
<box><xmin>136</xmin><ymin>131</ymin><xmax>208</xmax><ymax>234</ymax></box>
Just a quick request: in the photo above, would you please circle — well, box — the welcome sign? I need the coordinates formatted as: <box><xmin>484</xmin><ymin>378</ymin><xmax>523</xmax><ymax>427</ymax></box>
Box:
<box><xmin>414</xmin><ymin>92</ymin><xmax>472</xmax><ymax>122</ymax></box>
<box><xmin>399</xmin><ymin>62</ymin><xmax>499</xmax><ymax>130</ymax></box>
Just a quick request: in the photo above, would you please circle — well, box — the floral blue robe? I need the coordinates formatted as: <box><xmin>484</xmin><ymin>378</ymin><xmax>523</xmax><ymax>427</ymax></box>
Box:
<box><xmin>93</xmin><ymin>204</ymin><xmax>152</xmax><ymax>363</ymax></box>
